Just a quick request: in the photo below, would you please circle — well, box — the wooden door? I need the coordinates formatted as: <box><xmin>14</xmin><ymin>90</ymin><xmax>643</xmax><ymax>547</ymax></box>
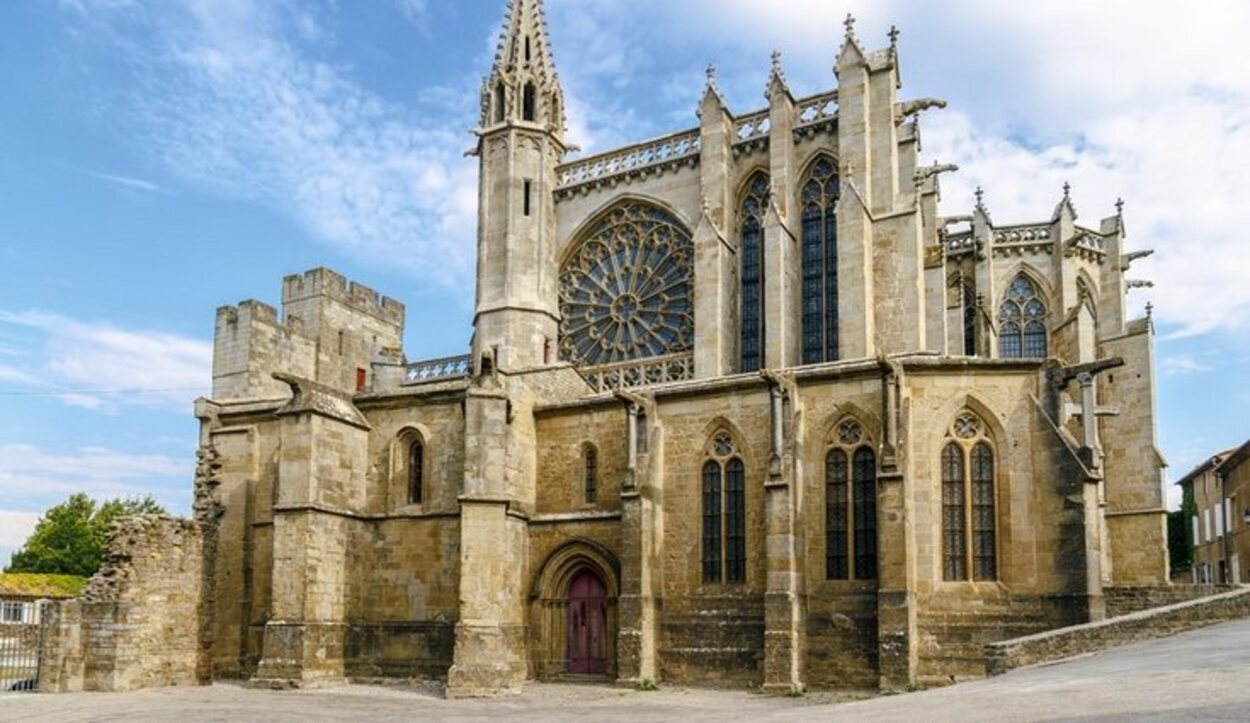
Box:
<box><xmin>566</xmin><ymin>569</ymin><xmax>607</xmax><ymax>675</ymax></box>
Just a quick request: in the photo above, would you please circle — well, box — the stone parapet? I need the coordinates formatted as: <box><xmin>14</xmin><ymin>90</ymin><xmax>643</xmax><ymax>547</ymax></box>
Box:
<box><xmin>985</xmin><ymin>586</ymin><xmax>1250</xmax><ymax>676</ymax></box>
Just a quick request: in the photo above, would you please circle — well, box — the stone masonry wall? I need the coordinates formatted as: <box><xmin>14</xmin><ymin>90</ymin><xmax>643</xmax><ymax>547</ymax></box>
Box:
<box><xmin>1104</xmin><ymin>585</ymin><xmax>1238</xmax><ymax>618</ymax></box>
<box><xmin>39</xmin><ymin>516</ymin><xmax>204</xmax><ymax>693</ymax></box>
<box><xmin>985</xmin><ymin>586</ymin><xmax>1250</xmax><ymax>676</ymax></box>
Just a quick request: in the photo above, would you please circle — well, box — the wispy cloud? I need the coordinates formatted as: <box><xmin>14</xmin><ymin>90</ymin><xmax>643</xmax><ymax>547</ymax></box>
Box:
<box><xmin>0</xmin><ymin>310</ymin><xmax>211</xmax><ymax>413</ymax></box>
<box><xmin>84</xmin><ymin>169</ymin><xmax>164</xmax><ymax>193</ymax></box>
<box><xmin>0</xmin><ymin>443</ymin><xmax>190</xmax><ymax>517</ymax></box>
<box><xmin>61</xmin><ymin>0</ymin><xmax>479</xmax><ymax>293</ymax></box>
<box><xmin>1160</xmin><ymin>354</ymin><xmax>1214</xmax><ymax>377</ymax></box>
<box><xmin>395</xmin><ymin>0</ymin><xmax>427</xmax><ymax>28</ymax></box>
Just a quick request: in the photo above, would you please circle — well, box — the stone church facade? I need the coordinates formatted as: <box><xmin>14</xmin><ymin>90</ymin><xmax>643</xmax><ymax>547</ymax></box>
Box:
<box><xmin>194</xmin><ymin>0</ymin><xmax>1167</xmax><ymax>695</ymax></box>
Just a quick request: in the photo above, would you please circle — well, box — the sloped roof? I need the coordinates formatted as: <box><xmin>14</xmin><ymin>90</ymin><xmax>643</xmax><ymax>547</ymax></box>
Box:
<box><xmin>1217</xmin><ymin>439</ymin><xmax>1250</xmax><ymax>477</ymax></box>
<box><xmin>1174</xmin><ymin>448</ymin><xmax>1237</xmax><ymax>487</ymax></box>
<box><xmin>0</xmin><ymin>573</ymin><xmax>87</xmax><ymax>599</ymax></box>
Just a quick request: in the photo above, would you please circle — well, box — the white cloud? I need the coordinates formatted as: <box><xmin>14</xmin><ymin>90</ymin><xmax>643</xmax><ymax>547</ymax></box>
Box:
<box><xmin>1160</xmin><ymin>354</ymin><xmax>1214</xmax><ymax>377</ymax></box>
<box><xmin>395</xmin><ymin>0</ymin><xmax>427</xmax><ymax>27</ymax></box>
<box><xmin>0</xmin><ymin>511</ymin><xmax>41</xmax><ymax>568</ymax></box>
<box><xmin>0</xmin><ymin>443</ymin><xmax>190</xmax><ymax>507</ymax></box>
<box><xmin>0</xmin><ymin>310</ymin><xmax>211</xmax><ymax>413</ymax></box>
<box><xmin>84</xmin><ymin>169</ymin><xmax>164</xmax><ymax>193</ymax></box>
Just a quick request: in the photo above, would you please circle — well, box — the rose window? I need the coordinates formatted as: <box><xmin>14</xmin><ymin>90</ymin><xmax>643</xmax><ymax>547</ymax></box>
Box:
<box><xmin>558</xmin><ymin>202</ymin><xmax>694</xmax><ymax>366</ymax></box>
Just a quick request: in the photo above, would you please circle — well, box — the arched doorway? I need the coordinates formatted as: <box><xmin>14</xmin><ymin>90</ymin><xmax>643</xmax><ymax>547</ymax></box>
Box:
<box><xmin>567</xmin><ymin>569</ymin><xmax>608</xmax><ymax>675</ymax></box>
<box><xmin>528</xmin><ymin>539</ymin><xmax>620</xmax><ymax>680</ymax></box>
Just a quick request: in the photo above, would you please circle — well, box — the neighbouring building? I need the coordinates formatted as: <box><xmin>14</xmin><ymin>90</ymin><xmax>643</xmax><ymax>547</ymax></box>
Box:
<box><xmin>1180</xmin><ymin>441</ymin><xmax>1250</xmax><ymax>584</ymax></box>
<box><xmin>0</xmin><ymin>575</ymin><xmax>85</xmax><ymax>626</ymax></box>
<box><xmin>192</xmin><ymin>0</ymin><xmax>1167</xmax><ymax>695</ymax></box>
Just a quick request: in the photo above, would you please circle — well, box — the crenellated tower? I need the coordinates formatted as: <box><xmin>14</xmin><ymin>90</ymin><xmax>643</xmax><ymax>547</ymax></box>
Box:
<box><xmin>472</xmin><ymin>0</ymin><xmax>567</xmax><ymax>371</ymax></box>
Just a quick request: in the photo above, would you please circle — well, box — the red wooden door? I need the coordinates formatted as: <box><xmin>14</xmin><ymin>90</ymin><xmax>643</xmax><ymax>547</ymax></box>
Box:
<box><xmin>566</xmin><ymin>570</ymin><xmax>607</xmax><ymax>675</ymax></box>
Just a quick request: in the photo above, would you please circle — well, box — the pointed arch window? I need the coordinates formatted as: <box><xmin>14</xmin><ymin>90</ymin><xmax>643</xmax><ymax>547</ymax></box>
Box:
<box><xmin>493</xmin><ymin>83</ymin><xmax>506</xmax><ymax>123</ymax></box>
<box><xmin>703</xmin><ymin>433</ymin><xmax>747</xmax><ymax>584</ymax></box>
<box><xmin>584</xmin><ymin>446</ymin><xmax>599</xmax><ymax>504</ymax></box>
<box><xmin>739</xmin><ymin>173</ymin><xmax>769</xmax><ymax>373</ymax></box>
<box><xmin>522</xmin><ymin>82</ymin><xmax>537</xmax><ymax>121</ymax></box>
<box><xmin>941</xmin><ymin>412</ymin><xmax>998</xmax><ymax>582</ymax></box>
<box><xmin>963</xmin><ymin>282</ymin><xmax>979</xmax><ymax>357</ymax></box>
<box><xmin>999</xmin><ymin>274</ymin><xmax>1048</xmax><ymax>359</ymax></box>
<box><xmin>825</xmin><ymin>420</ymin><xmax>876</xmax><ymax>580</ymax></box>
<box><xmin>801</xmin><ymin>157</ymin><xmax>840</xmax><ymax>364</ymax></box>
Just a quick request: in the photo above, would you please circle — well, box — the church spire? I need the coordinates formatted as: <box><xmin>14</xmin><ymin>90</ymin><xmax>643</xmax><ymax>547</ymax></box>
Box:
<box><xmin>480</xmin><ymin>0</ymin><xmax>566</xmax><ymax>135</ymax></box>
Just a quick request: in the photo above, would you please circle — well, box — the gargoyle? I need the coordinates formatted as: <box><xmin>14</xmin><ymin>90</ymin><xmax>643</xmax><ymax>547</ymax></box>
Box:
<box><xmin>896</xmin><ymin>97</ymin><xmax>948</xmax><ymax>122</ymax></box>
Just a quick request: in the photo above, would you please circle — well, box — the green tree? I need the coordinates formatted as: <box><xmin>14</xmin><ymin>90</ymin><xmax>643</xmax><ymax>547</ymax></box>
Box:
<box><xmin>4</xmin><ymin>493</ymin><xmax>166</xmax><ymax>577</ymax></box>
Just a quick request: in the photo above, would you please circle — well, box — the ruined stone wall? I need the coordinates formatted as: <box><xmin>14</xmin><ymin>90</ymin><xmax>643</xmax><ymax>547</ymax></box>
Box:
<box><xmin>39</xmin><ymin>517</ymin><xmax>204</xmax><ymax>693</ymax></box>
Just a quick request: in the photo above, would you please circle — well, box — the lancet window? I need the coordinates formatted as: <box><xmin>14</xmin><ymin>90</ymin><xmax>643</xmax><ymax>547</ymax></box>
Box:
<box><xmin>825</xmin><ymin>420</ymin><xmax>877</xmax><ymax>580</ymax></box>
<box><xmin>408</xmin><ymin>438</ymin><xmax>424</xmax><ymax>505</ymax></box>
<box><xmin>941</xmin><ymin>411</ymin><xmax>998</xmax><ymax>582</ymax></box>
<box><xmin>558</xmin><ymin>202</ymin><xmax>694</xmax><ymax>367</ymax></box>
<box><xmin>739</xmin><ymin>173</ymin><xmax>769</xmax><ymax>373</ymax></box>
<box><xmin>584</xmin><ymin>446</ymin><xmax>598</xmax><ymax>504</ymax></box>
<box><xmin>800</xmin><ymin>157</ymin><xmax>840</xmax><ymax>364</ymax></box>
<box><xmin>963</xmin><ymin>282</ymin><xmax>978</xmax><ymax>357</ymax></box>
<box><xmin>998</xmin><ymin>274</ymin><xmax>1048</xmax><ymax>359</ymax></box>
<box><xmin>703</xmin><ymin>432</ymin><xmax>747</xmax><ymax>584</ymax></box>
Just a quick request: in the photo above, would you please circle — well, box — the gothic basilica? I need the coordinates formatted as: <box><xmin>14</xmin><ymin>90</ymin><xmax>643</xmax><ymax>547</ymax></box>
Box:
<box><xmin>195</xmin><ymin>0</ymin><xmax>1166</xmax><ymax>695</ymax></box>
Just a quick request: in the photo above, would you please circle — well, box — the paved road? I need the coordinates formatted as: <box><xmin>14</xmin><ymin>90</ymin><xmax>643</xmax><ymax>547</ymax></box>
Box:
<box><xmin>4</xmin><ymin>619</ymin><xmax>1249</xmax><ymax>722</ymax></box>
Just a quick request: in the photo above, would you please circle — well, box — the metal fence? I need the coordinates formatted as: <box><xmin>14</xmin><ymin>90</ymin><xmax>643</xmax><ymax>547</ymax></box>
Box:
<box><xmin>0</xmin><ymin>603</ymin><xmax>47</xmax><ymax>693</ymax></box>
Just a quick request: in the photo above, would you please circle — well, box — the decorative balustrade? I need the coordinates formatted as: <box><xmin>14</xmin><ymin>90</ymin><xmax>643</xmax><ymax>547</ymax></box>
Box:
<box><xmin>557</xmin><ymin>130</ymin><xmax>702</xmax><ymax>190</ymax></box>
<box><xmin>578</xmin><ymin>352</ymin><xmax>695</xmax><ymax>393</ymax></box>
<box><xmin>796</xmin><ymin>91</ymin><xmax>838</xmax><ymax>127</ymax></box>
<box><xmin>403</xmin><ymin>354</ymin><xmax>472</xmax><ymax>384</ymax></box>
<box><xmin>994</xmin><ymin>225</ymin><xmax>1052</xmax><ymax>245</ymax></box>
<box><xmin>734</xmin><ymin>111</ymin><xmax>771</xmax><ymax>145</ymax></box>
<box><xmin>945</xmin><ymin>232</ymin><xmax>976</xmax><ymax>254</ymax></box>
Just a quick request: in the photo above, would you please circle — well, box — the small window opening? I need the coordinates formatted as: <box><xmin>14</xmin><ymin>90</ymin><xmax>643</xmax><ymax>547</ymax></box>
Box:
<box><xmin>524</xmin><ymin>180</ymin><xmax>533</xmax><ymax>217</ymax></box>
<box><xmin>493</xmin><ymin>83</ymin><xmax>505</xmax><ymax>123</ymax></box>
<box><xmin>408</xmin><ymin>440</ymin><xmax>424</xmax><ymax>505</ymax></box>
<box><xmin>522</xmin><ymin>82</ymin><xmax>536</xmax><ymax>121</ymax></box>
<box><xmin>636</xmin><ymin>411</ymin><xmax>648</xmax><ymax>455</ymax></box>
<box><xmin>524</xmin><ymin>35</ymin><xmax>532</xmax><ymax>62</ymax></box>
<box><xmin>337</xmin><ymin>330</ymin><xmax>345</xmax><ymax>355</ymax></box>
<box><xmin>584</xmin><ymin>447</ymin><xmax>598</xmax><ymax>504</ymax></box>
<box><xmin>356</xmin><ymin>368</ymin><xmax>367</xmax><ymax>391</ymax></box>
<box><xmin>543</xmin><ymin>337</ymin><xmax>552</xmax><ymax>364</ymax></box>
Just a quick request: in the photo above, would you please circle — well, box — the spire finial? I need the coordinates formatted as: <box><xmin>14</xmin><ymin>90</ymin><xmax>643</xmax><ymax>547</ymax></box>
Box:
<box><xmin>706</xmin><ymin>62</ymin><xmax>716</xmax><ymax>84</ymax></box>
<box><xmin>1063</xmin><ymin>181</ymin><xmax>1072</xmax><ymax>201</ymax></box>
<box><xmin>975</xmin><ymin>186</ymin><xmax>985</xmax><ymax>211</ymax></box>
<box><xmin>888</xmin><ymin>25</ymin><xmax>901</xmax><ymax>48</ymax></box>
<box><xmin>1146</xmin><ymin>301</ymin><xmax>1154</xmax><ymax>321</ymax></box>
<box><xmin>1116</xmin><ymin>197</ymin><xmax>1125</xmax><ymax>216</ymax></box>
<box><xmin>771</xmin><ymin>50</ymin><xmax>782</xmax><ymax>74</ymax></box>
<box><xmin>844</xmin><ymin>13</ymin><xmax>857</xmax><ymax>39</ymax></box>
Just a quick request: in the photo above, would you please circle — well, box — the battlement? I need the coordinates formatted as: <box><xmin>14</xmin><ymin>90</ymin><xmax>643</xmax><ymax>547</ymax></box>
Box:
<box><xmin>282</xmin><ymin>268</ymin><xmax>405</xmax><ymax>328</ymax></box>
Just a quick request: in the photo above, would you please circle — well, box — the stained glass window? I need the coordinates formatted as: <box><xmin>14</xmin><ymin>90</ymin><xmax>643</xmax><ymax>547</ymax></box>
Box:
<box><xmin>725</xmin><ymin>458</ymin><xmax>746</xmax><ymax>583</ymax></box>
<box><xmin>942</xmin><ymin>413</ymin><xmax>998</xmax><ymax>582</ymax></box>
<box><xmin>999</xmin><ymin>274</ymin><xmax>1047</xmax><ymax>359</ymax></box>
<box><xmin>740</xmin><ymin>173</ymin><xmax>769</xmax><ymax>373</ymax></box>
<box><xmin>825</xmin><ymin>450</ymin><xmax>849</xmax><ymax>580</ymax></box>
<box><xmin>558</xmin><ymin>202</ymin><xmax>694</xmax><ymax>367</ymax></box>
<box><xmin>852</xmin><ymin>447</ymin><xmax>878</xmax><ymax>580</ymax></box>
<box><xmin>800</xmin><ymin>157</ymin><xmax>840</xmax><ymax>365</ymax></box>
<box><xmin>702</xmin><ymin>461</ymin><xmax>722</xmax><ymax>584</ymax></box>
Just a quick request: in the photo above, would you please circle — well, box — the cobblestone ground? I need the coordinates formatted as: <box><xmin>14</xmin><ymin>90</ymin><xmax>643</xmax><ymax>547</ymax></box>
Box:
<box><xmin>4</xmin><ymin>620</ymin><xmax>1250</xmax><ymax>723</ymax></box>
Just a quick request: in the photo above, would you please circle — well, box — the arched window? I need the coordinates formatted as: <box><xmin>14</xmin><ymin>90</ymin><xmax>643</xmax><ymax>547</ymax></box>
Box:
<box><xmin>409</xmin><ymin>439</ymin><xmax>424</xmax><ymax>505</ymax></box>
<box><xmin>941</xmin><ymin>412</ymin><xmax>998</xmax><ymax>582</ymax></box>
<box><xmin>702</xmin><ymin>432</ymin><xmax>747</xmax><ymax>584</ymax></box>
<box><xmin>800</xmin><ymin>157</ymin><xmax>840</xmax><ymax>364</ymax></box>
<box><xmin>825</xmin><ymin>419</ymin><xmax>876</xmax><ymax>580</ymax></box>
<box><xmin>963</xmin><ymin>282</ymin><xmax>978</xmax><ymax>357</ymax></box>
<box><xmin>739</xmin><ymin>173</ymin><xmax>769</xmax><ymax>373</ymax></box>
<box><xmin>999</xmin><ymin>274</ymin><xmax>1048</xmax><ymax>359</ymax></box>
<box><xmin>493</xmin><ymin>83</ymin><xmax>505</xmax><ymax>123</ymax></box>
<box><xmin>522</xmin><ymin>82</ymin><xmax>537</xmax><ymax>121</ymax></box>
<box><xmin>636</xmin><ymin>410</ymin><xmax>648</xmax><ymax>455</ymax></box>
<box><xmin>584</xmin><ymin>446</ymin><xmax>598</xmax><ymax>504</ymax></box>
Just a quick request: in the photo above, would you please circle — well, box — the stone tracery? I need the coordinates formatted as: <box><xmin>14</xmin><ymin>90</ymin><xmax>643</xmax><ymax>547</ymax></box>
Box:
<box><xmin>558</xmin><ymin>201</ymin><xmax>694</xmax><ymax>367</ymax></box>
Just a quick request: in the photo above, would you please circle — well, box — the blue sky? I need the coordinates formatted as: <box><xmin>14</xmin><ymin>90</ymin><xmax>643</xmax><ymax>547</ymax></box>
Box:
<box><xmin>1</xmin><ymin>0</ymin><xmax>1248</xmax><ymax>564</ymax></box>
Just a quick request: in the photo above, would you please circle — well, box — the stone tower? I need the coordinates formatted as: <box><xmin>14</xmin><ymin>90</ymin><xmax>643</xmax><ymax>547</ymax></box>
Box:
<box><xmin>472</xmin><ymin>0</ymin><xmax>567</xmax><ymax>371</ymax></box>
